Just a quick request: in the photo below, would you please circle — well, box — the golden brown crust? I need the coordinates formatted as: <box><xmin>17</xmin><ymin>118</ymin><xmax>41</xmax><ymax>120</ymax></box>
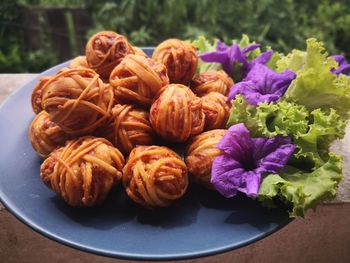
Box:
<box><xmin>40</xmin><ymin>136</ymin><xmax>124</xmax><ymax>207</ymax></box>
<box><xmin>132</xmin><ymin>46</ymin><xmax>148</xmax><ymax>57</ymax></box>
<box><xmin>31</xmin><ymin>76</ymin><xmax>51</xmax><ymax>114</ymax></box>
<box><xmin>150</xmin><ymin>84</ymin><xmax>205</xmax><ymax>142</ymax></box>
<box><xmin>69</xmin><ymin>56</ymin><xmax>89</xmax><ymax>68</ymax></box>
<box><xmin>40</xmin><ymin>67</ymin><xmax>114</xmax><ymax>136</ymax></box>
<box><xmin>191</xmin><ymin>70</ymin><xmax>234</xmax><ymax>97</ymax></box>
<box><xmin>85</xmin><ymin>31</ymin><xmax>134</xmax><ymax>78</ymax></box>
<box><xmin>185</xmin><ymin>129</ymin><xmax>226</xmax><ymax>188</ymax></box>
<box><xmin>29</xmin><ymin>111</ymin><xmax>70</xmax><ymax>158</ymax></box>
<box><xmin>95</xmin><ymin>104</ymin><xmax>154</xmax><ymax>155</ymax></box>
<box><xmin>152</xmin><ymin>39</ymin><xmax>198</xmax><ymax>85</ymax></box>
<box><xmin>201</xmin><ymin>92</ymin><xmax>230</xmax><ymax>130</ymax></box>
<box><xmin>109</xmin><ymin>54</ymin><xmax>169</xmax><ymax>107</ymax></box>
<box><xmin>122</xmin><ymin>145</ymin><xmax>188</xmax><ymax>208</ymax></box>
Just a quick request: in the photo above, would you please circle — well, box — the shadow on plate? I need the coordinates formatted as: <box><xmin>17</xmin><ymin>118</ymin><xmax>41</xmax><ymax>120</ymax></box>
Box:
<box><xmin>194</xmin><ymin>185</ymin><xmax>291</xmax><ymax>231</ymax></box>
<box><xmin>50</xmin><ymin>187</ymin><xmax>135</xmax><ymax>230</ymax></box>
<box><xmin>50</xmin><ymin>184</ymin><xmax>201</xmax><ymax>230</ymax></box>
<box><xmin>50</xmin><ymin>182</ymin><xmax>290</xmax><ymax>232</ymax></box>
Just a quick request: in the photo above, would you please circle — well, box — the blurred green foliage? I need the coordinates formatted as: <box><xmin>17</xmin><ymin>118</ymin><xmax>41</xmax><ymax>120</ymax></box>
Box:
<box><xmin>1</xmin><ymin>0</ymin><xmax>350</xmax><ymax>72</ymax></box>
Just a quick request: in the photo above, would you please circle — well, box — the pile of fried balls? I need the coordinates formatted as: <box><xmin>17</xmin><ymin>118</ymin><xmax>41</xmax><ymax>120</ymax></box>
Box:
<box><xmin>29</xmin><ymin>31</ymin><xmax>234</xmax><ymax>208</ymax></box>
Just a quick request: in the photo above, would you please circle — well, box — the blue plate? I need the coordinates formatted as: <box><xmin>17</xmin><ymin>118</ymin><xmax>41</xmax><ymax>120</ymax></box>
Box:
<box><xmin>0</xmin><ymin>49</ymin><xmax>291</xmax><ymax>260</ymax></box>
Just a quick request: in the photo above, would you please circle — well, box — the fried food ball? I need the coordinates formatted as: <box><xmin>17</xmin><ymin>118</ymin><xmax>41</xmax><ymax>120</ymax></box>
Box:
<box><xmin>86</xmin><ymin>31</ymin><xmax>134</xmax><ymax>78</ymax></box>
<box><xmin>31</xmin><ymin>76</ymin><xmax>51</xmax><ymax>114</ymax></box>
<box><xmin>69</xmin><ymin>56</ymin><xmax>89</xmax><ymax>68</ymax></box>
<box><xmin>152</xmin><ymin>39</ymin><xmax>198</xmax><ymax>84</ymax></box>
<box><xmin>40</xmin><ymin>137</ymin><xmax>124</xmax><ymax>207</ymax></box>
<box><xmin>132</xmin><ymin>46</ymin><xmax>148</xmax><ymax>57</ymax></box>
<box><xmin>29</xmin><ymin>111</ymin><xmax>70</xmax><ymax>158</ymax></box>
<box><xmin>41</xmin><ymin>67</ymin><xmax>114</xmax><ymax>135</ymax></box>
<box><xmin>109</xmin><ymin>54</ymin><xmax>169</xmax><ymax>107</ymax></box>
<box><xmin>150</xmin><ymin>84</ymin><xmax>205</xmax><ymax>142</ymax></box>
<box><xmin>201</xmin><ymin>92</ymin><xmax>230</xmax><ymax>130</ymax></box>
<box><xmin>123</xmin><ymin>145</ymin><xmax>188</xmax><ymax>208</ymax></box>
<box><xmin>185</xmin><ymin>129</ymin><xmax>226</xmax><ymax>188</ymax></box>
<box><xmin>191</xmin><ymin>70</ymin><xmax>233</xmax><ymax>97</ymax></box>
<box><xmin>95</xmin><ymin>104</ymin><xmax>154</xmax><ymax>155</ymax></box>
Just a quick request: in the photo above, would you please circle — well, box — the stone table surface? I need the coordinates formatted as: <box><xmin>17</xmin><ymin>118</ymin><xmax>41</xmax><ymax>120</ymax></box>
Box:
<box><xmin>0</xmin><ymin>74</ymin><xmax>349</xmax><ymax>263</ymax></box>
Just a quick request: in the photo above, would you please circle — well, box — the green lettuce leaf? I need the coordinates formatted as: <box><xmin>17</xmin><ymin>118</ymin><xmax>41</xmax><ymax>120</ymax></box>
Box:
<box><xmin>227</xmin><ymin>96</ymin><xmax>346</xmax><ymax>167</ymax></box>
<box><xmin>225</xmin><ymin>37</ymin><xmax>348</xmax><ymax>217</ymax></box>
<box><xmin>190</xmin><ymin>36</ymin><xmax>221</xmax><ymax>73</ymax></box>
<box><xmin>277</xmin><ymin>38</ymin><xmax>350</xmax><ymax>120</ymax></box>
<box><xmin>227</xmin><ymin>95</ymin><xmax>258</xmax><ymax>133</ymax></box>
<box><xmin>254</xmin><ymin>100</ymin><xmax>309</xmax><ymax>138</ymax></box>
<box><xmin>266</xmin><ymin>52</ymin><xmax>283</xmax><ymax>71</ymax></box>
<box><xmin>258</xmin><ymin>153</ymin><xmax>343</xmax><ymax>217</ymax></box>
<box><xmin>227</xmin><ymin>96</ymin><xmax>309</xmax><ymax>139</ymax></box>
<box><xmin>227</xmin><ymin>96</ymin><xmax>346</xmax><ymax>216</ymax></box>
<box><xmin>291</xmin><ymin>108</ymin><xmax>346</xmax><ymax>168</ymax></box>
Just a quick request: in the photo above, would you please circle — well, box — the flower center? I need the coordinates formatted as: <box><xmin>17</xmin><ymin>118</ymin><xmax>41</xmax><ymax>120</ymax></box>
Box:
<box><xmin>239</xmin><ymin>153</ymin><xmax>257</xmax><ymax>171</ymax></box>
<box><xmin>242</xmin><ymin>160</ymin><xmax>257</xmax><ymax>171</ymax></box>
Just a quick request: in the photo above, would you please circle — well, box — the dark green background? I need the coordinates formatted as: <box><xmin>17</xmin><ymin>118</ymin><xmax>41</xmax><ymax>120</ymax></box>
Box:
<box><xmin>1</xmin><ymin>0</ymin><xmax>350</xmax><ymax>72</ymax></box>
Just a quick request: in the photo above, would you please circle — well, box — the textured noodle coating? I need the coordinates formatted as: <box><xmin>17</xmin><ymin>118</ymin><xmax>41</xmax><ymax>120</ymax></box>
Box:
<box><xmin>201</xmin><ymin>92</ymin><xmax>230</xmax><ymax>130</ymax></box>
<box><xmin>86</xmin><ymin>31</ymin><xmax>134</xmax><ymax>78</ymax></box>
<box><xmin>152</xmin><ymin>39</ymin><xmax>198</xmax><ymax>85</ymax></box>
<box><xmin>41</xmin><ymin>67</ymin><xmax>114</xmax><ymax>136</ymax></box>
<box><xmin>132</xmin><ymin>46</ymin><xmax>148</xmax><ymax>57</ymax></box>
<box><xmin>70</xmin><ymin>56</ymin><xmax>89</xmax><ymax>68</ymax></box>
<box><xmin>31</xmin><ymin>76</ymin><xmax>51</xmax><ymax>114</ymax></box>
<box><xmin>110</xmin><ymin>54</ymin><xmax>169</xmax><ymax>107</ymax></box>
<box><xmin>191</xmin><ymin>70</ymin><xmax>234</xmax><ymax>97</ymax></box>
<box><xmin>29</xmin><ymin>111</ymin><xmax>70</xmax><ymax>158</ymax></box>
<box><xmin>185</xmin><ymin>129</ymin><xmax>226</xmax><ymax>188</ymax></box>
<box><xmin>123</xmin><ymin>145</ymin><xmax>188</xmax><ymax>208</ymax></box>
<box><xmin>40</xmin><ymin>137</ymin><xmax>124</xmax><ymax>207</ymax></box>
<box><xmin>95</xmin><ymin>104</ymin><xmax>154</xmax><ymax>155</ymax></box>
<box><xmin>150</xmin><ymin>84</ymin><xmax>205</xmax><ymax>142</ymax></box>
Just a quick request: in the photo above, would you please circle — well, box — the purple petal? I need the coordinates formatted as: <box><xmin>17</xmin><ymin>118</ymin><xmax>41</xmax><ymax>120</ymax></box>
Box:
<box><xmin>227</xmin><ymin>44</ymin><xmax>248</xmax><ymax>74</ymax></box>
<box><xmin>253</xmin><ymin>136</ymin><xmax>292</xmax><ymax>159</ymax></box>
<box><xmin>227</xmin><ymin>80</ymin><xmax>278</xmax><ymax>105</ymax></box>
<box><xmin>217</xmin><ymin>123</ymin><xmax>253</xmax><ymax>158</ymax></box>
<box><xmin>241</xmin><ymin>49</ymin><xmax>274</xmax><ymax>78</ymax></box>
<box><xmin>200</xmin><ymin>42</ymin><xmax>250</xmax><ymax>77</ymax></box>
<box><xmin>216</xmin><ymin>41</ymin><xmax>229</xmax><ymax>51</ymax></box>
<box><xmin>331</xmin><ymin>54</ymin><xmax>350</xmax><ymax>75</ymax></box>
<box><xmin>333</xmin><ymin>64</ymin><xmax>350</xmax><ymax>75</ymax></box>
<box><xmin>253</xmin><ymin>137</ymin><xmax>295</xmax><ymax>173</ymax></box>
<box><xmin>228</xmin><ymin>64</ymin><xmax>296</xmax><ymax>105</ymax></box>
<box><xmin>211</xmin><ymin>155</ymin><xmax>244</xmax><ymax>197</ymax></box>
<box><xmin>332</xmin><ymin>55</ymin><xmax>346</xmax><ymax>64</ymax></box>
<box><xmin>245</xmin><ymin>93</ymin><xmax>281</xmax><ymax>105</ymax></box>
<box><xmin>200</xmin><ymin>51</ymin><xmax>231</xmax><ymax>65</ymax></box>
<box><xmin>238</xmin><ymin>171</ymin><xmax>261</xmax><ymax>197</ymax></box>
<box><xmin>245</xmin><ymin>63</ymin><xmax>296</xmax><ymax>92</ymax></box>
<box><xmin>200</xmin><ymin>43</ymin><xmax>249</xmax><ymax>79</ymax></box>
<box><xmin>227</xmin><ymin>80</ymin><xmax>256</xmax><ymax>101</ymax></box>
<box><xmin>228</xmin><ymin>44</ymin><xmax>247</xmax><ymax>64</ymax></box>
<box><xmin>242</xmin><ymin>43</ymin><xmax>260</xmax><ymax>54</ymax></box>
<box><xmin>211</xmin><ymin>123</ymin><xmax>296</xmax><ymax>199</ymax></box>
<box><xmin>200</xmin><ymin>41</ymin><xmax>278</xmax><ymax>80</ymax></box>
<box><xmin>251</xmin><ymin>49</ymin><xmax>274</xmax><ymax>65</ymax></box>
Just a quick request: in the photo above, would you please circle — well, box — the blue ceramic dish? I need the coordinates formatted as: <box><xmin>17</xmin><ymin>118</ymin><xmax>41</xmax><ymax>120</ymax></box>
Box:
<box><xmin>0</xmin><ymin>48</ymin><xmax>291</xmax><ymax>260</ymax></box>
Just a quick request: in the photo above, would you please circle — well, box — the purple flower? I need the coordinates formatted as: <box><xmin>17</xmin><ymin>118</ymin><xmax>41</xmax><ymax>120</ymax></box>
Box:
<box><xmin>200</xmin><ymin>41</ymin><xmax>273</xmax><ymax>79</ymax></box>
<box><xmin>331</xmin><ymin>55</ymin><xmax>350</xmax><ymax>75</ymax></box>
<box><xmin>211</xmin><ymin>123</ymin><xmax>295</xmax><ymax>197</ymax></box>
<box><xmin>227</xmin><ymin>63</ymin><xmax>296</xmax><ymax>105</ymax></box>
